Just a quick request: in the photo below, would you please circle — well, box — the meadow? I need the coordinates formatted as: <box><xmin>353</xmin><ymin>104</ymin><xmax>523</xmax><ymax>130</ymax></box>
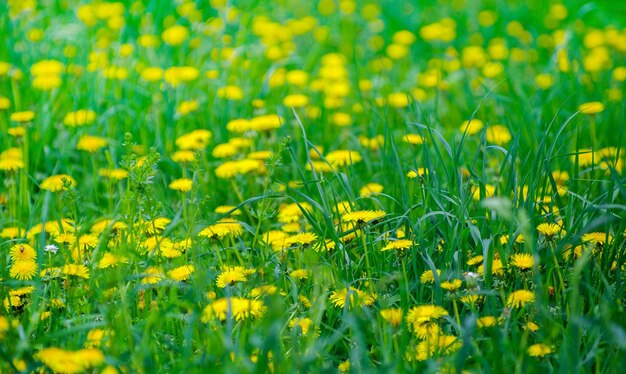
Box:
<box><xmin>1</xmin><ymin>0</ymin><xmax>625</xmax><ymax>372</ymax></box>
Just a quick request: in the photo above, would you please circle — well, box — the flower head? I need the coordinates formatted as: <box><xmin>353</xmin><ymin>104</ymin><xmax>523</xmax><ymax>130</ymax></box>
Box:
<box><xmin>341</xmin><ymin>210</ymin><xmax>386</xmax><ymax>225</ymax></box>
<box><xmin>528</xmin><ymin>343</ymin><xmax>553</xmax><ymax>357</ymax></box>
<box><xmin>35</xmin><ymin>348</ymin><xmax>104</xmax><ymax>373</ymax></box>
<box><xmin>64</xmin><ymin>110</ymin><xmax>96</xmax><ymax>127</ymax></box>
<box><xmin>380</xmin><ymin>308</ymin><xmax>403</xmax><ymax>327</ymax></box>
<box><xmin>325</xmin><ymin>150</ymin><xmax>362</xmax><ymax>168</ymax></box>
<box><xmin>216</xmin><ymin>266</ymin><xmax>249</xmax><ymax>288</ymax></box>
<box><xmin>382</xmin><ymin>239</ymin><xmax>413</xmax><ymax>252</ymax></box>
<box><xmin>10</xmin><ymin>261</ymin><xmax>38</xmax><ymax>280</ymax></box>
<box><xmin>285</xmin><ymin>232</ymin><xmax>318</xmax><ymax>247</ymax></box>
<box><xmin>406</xmin><ymin>305</ymin><xmax>448</xmax><ymax>325</ymax></box>
<box><xmin>510</xmin><ymin>253</ymin><xmax>534</xmax><ymax>270</ymax></box>
<box><xmin>44</xmin><ymin>244</ymin><xmax>59</xmax><ymax>254</ymax></box>
<box><xmin>198</xmin><ymin>219</ymin><xmax>243</xmax><ymax>240</ymax></box>
<box><xmin>168</xmin><ymin>265</ymin><xmax>195</xmax><ymax>281</ymax></box>
<box><xmin>168</xmin><ymin>178</ymin><xmax>193</xmax><ymax>192</ymax></box>
<box><xmin>76</xmin><ymin>135</ymin><xmax>107</xmax><ymax>153</ymax></box>
<box><xmin>329</xmin><ymin>287</ymin><xmax>376</xmax><ymax>309</ymax></box>
<box><xmin>506</xmin><ymin>289</ymin><xmax>535</xmax><ymax>308</ymax></box>
<box><xmin>63</xmin><ymin>264</ymin><xmax>90</xmax><ymax>279</ymax></box>
<box><xmin>10</xmin><ymin>244</ymin><xmax>37</xmax><ymax>262</ymax></box>
<box><xmin>408</xmin><ymin>334</ymin><xmax>462</xmax><ymax>361</ymax></box>
<box><xmin>202</xmin><ymin>297</ymin><xmax>266</xmax><ymax>322</ymax></box>
<box><xmin>578</xmin><ymin>101</ymin><xmax>604</xmax><ymax>114</ymax></box>
<box><xmin>537</xmin><ymin>223</ymin><xmax>564</xmax><ymax>238</ymax></box>
<box><xmin>41</xmin><ymin>174</ymin><xmax>77</xmax><ymax>192</ymax></box>
<box><xmin>420</xmin><ymin>269</ymin><xmax>441</xmax><ymax>284</ymax></box>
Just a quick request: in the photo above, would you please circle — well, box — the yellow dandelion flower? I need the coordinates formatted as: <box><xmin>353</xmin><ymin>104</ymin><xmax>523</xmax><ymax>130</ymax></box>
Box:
<box><xmin>412</xmin><ymin>322</ymin><xmax>441</xmax><ymax>339</ymax></box>
<box><xmin>0</xmin><ymin>226</ymin><xmax>24</xmax><ymax>239</ymax></box>
<box><xmin>217</xmin><ymin>85</ymin><xmax>244</xmax><ymax>101</ymax></box>
<box><xmin>34</xmin><ymin>348</ymin><xmax>104</xmax><ymax>373</ymax></box>
<box><xmin>10</xmin><ymin>111</ymin><xmax>35</xmax><ymax>122</ymax></box>
<box><xmin>562</xmin><ymin>244</ymin><xmax>584</xmax><ymax>259</ymax></box>
<box><xmin>290</xmin><ymin>269</ymin><xmax>309</xmax><ymax>280</ymax></box>
<box><xmin>403</xmin><ymin>133</ymin><xmax>425</xmax><ymax>145</ymax></box>
<box><xmin>9</xmin><ymin>288</ymin><xmax>34</xmax><ymax>300</ymax></box>
<box><xmin>289</xmin><ymin>317</ymin><xmax>316</xmax><ymax>336</ymax></box>
<box><xmin>169</xmin><ymin>178</ymin><xmax>193</xmax><ymax>192</ymax></box>
<box><xmin>506</xmin><ymin>289</ymin><xmax>535</xmax><ymax>308</ymax></box>
<box><xmin>582</xmin><ymin>232</ymin><xmax>612</xmax><ymax>246</ymax></box>
<box><xmin>141</xmin><ymin>267</ymin><xmax>164</xmax><ymax>285</ymax></box>
<box><xmin>10</xmin><ymin>243</ymin><xmax>37</xmax><ymax>262</ymax></box>
<box><xmin>76</xmin><ymin>135</ymin><xmax>107</xmax><ymax>153</ymax></box>
<box><xmin>41</xmin><ymin>174</ymin><xmax>77</xmax><ymax>192</ymax></box>
<box><xmin>198</xmin><ymin>219</ymin><xmax>243</xmax><ymax>240</ymax></box>
<box><xmin>382</xmin><ymin>239</ymin><xmax>413</xmax><ymax>252</ymax></box>
<box><xmin>140</xmin><ymin>66</ymin><xmax>163</xmax><ymax>81</ymax></box>
<box><xmin>277</xmin><ymin>202</ymin><xmax>313</xmax><ymax>223</ymax></box>
<box><xmin>62</xmin><ymin>264</ymin><xmax>90</xmax><ymax>279</ymax></box>
<box><xmin>359</xmin><ymin>183</ymin><xmax>384</xmax><ymax>197</ymax></box>
<box><xmin>380</xmin><ymin>308</ymin><xmax>403</xmax><ymax>327</ymax></box>
<box><xmin>471</xmin><ymin>184</ymin><xmax>496</xmax><ymax>200</ymax></box>
<box><xmin>216</xmin><ymin>266</ymin><xmax>249</xmax><ymax>288</ymax></box>
<box><xmin>168</xmin><ymin>265</ymin><xmax>195</xmax><ymax>281</ymax></box>
<box><xmin>411</xmin><ymin>334</ymin><xmax>461</xmax><ymax>361</ymax></box>
<box><xmin>63</xmin><ymin>110</ymin><xmax>96</xmax><ymax>127</ymax></box>
<box><xmin>460</xmin><ymin>294</ymin><xmax>483</xmax><ymax>305</ymax></box>
<box><xmin>477</xmin><ymin>258</ymin><xmax>504</xmax><ymax>276</ymax></box>
<box><xmin>8</xmin><ymin>126</ymin><xmax>26</xmax><ymax>137</ymax></box>
<box><xmin>172</xmin><ymin>151</ymin><xmax>196</xmax><ymax>163</ymax></box>
<box><xmin>440</xmin><ymin>279</ymin><xmax>463</xmax><ymax>291</ymax></box>
<box><xmin>578</xmin><ymin>101</ymin><xmax>604</xmax><ymax>114</ymax></box>
<box><xmin>329</xmin><ymin>287</ymin><xmax>376</xmax><ymax>309</ymax></box>
<box><xmin>176</xmin><ymin>100</ymin><xmax>199</xmax><ymax>116</ymax></box>
<box><xmin>536</xmin><ymin>223</ymin><xmax>564</xmax><ymax>238</ymax></box>
<box><xmin>98</xmin><ymin>253</ymin><xmax>128</xmax><ymax>269</ymax></box>
<box><xmin>212</xmin><ymin>143</ymin><xmax>239</xmax><ymax>158</ymax></box>
<box><xmin>0</xmin><ymin>157</ymin><xmax>25</xmax><ymax>172</ymax></box>
<box><xmin>510</xmin><ymin>253</ymin><xmax>534</xmax><ymax>270</ymax></box>
<box><xmin>175</xmin><ymin>129</ymin><xmax>212</xmax><ymax>150</ymax></box>
<box><xmin>164</xmin><ymin>66</ymin><xmax>200</xmax><ymax>86</ymax></box>
<box><xmin>341</xmin><ymin>210</ymin><xmax>386</xmax><ymax>224</ymax></box>
<box><xmin>486</xmin><ymin>125</ymin><xmax>512</xmax><ymax>145</ymax></box>
<box><xmin>99</xmin><ymin>168</ymin><xmax>129</xmax><ymax>180</ymax></box>
<box><xmin>283</xmin><ymin>94</ymin><xmax>309</xmax><ymax>108</ymax></box>
<box><xmin>325</xmin><ymin>150</ymin><xmax>362</xmax><ymax>168</ymax></box>
<box><xmin>77</xmin><ymin>234</ymin><xmax>99</xmax><ymax>250</ymax></box>
<box><xmin>4</xmin><ymin>295</ymin><xmax>22</xmax><ymax>309</ymax></box>
<box><xmin>500</xmin><ymin>234</ymin><xmax>525</xmax><ymax>245</ymax></box>
<box><xmin>249</xmin><ymin>285</ymin><xmax>278</xmax><ymax>298</ymax></box>
<box><xmin>524</xmin><ymin>321</ymin><xmax>540</xmax><ymax>332</ymax></box>
<box><xmin>202</xmin><ymin>297</ymin><xmax>266</xmax><ymax>322</ymax></box>
<box><xmin>215</xmin><ymin>159</ymin><xmax>266</xmax><ymax>178</ymax></box>
<box><xmin>477</xmin><ymin>316</ymin><xmax>502</xmax><ymax>328</ymax></box>
<box><xmin>54</xmin><ymin>232</ymin><xmax>76</xmax><ymax>245</ymax></box>
<box><xmin>420</xmin><ymin>269</ymin><xmax>441</xmax><ymax>284</ymax></box>
<box><xmin>162</xmin><ymin>24</ymin><xmax>189</xmax><ymax>46</ymax></box>
<box><xmin>285</xmin><ymin>232</ymin><xmax>318</xmax><ymax>247</ymax></box>
<box><xmin>144</xmin><ymin>217</ymin><xmax>171</xmax><ymax>236</ymax></box>
<box><xmin>460</xmin><ymin>119</ymin><xmax>484</xmax><ymax>135</ymax></box>
<box><xmin>338</xmin><ymin>360</ymin><xmax>351</xmax><ymax>373</ymax></box>
<box><xmin>467</xmin><ymin>255</ymin><xmax>483</xmax><ymax>266</ymax></box>
<box><xmin>10</xmin><ymin>261</ymin><xmax>38</xmax><ymax>280</ymax></box>
<box><xmin>528</xmin><ymin>343</ymin><xmax>553</xmax><ymax>357</ymax></box>
<box><xmin>407</xmin><ymin>168</ymin><xmax>429</xmax><ymax>179</ymax></box>
<box><xmin>406</xmin><ymin>305</ymin><xmax>448</xmax><ymax>325</ymax></box>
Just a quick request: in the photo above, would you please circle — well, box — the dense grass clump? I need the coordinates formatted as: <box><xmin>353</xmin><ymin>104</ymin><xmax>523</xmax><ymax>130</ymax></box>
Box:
<box><xmin>1</xmin><ymin>0</ymin><xmax>625</xmax><ymax>372</ymax></box>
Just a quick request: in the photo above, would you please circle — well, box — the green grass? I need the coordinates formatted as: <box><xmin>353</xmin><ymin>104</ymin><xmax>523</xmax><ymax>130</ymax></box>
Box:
<box><xmin>1</xmin><ymin>0</ymin><xmax>625</xmax><ymax>372</ymax></box>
